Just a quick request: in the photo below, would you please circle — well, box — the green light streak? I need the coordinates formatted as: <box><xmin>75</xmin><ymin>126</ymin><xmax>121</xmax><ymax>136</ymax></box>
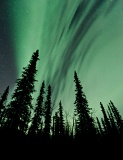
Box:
<box><xmin>9</xmin><ymin>0</ymin><xmax>123</xmax><ymax>117</ymax></box>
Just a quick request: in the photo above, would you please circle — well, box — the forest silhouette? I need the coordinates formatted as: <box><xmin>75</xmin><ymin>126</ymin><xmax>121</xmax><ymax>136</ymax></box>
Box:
<box><xmin>0</xmin><ymin>50</ymin><xmax>122</xmax><ymax>157</ymax></box>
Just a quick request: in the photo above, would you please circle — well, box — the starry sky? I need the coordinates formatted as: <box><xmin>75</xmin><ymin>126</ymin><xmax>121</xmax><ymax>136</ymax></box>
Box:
<box><xmin>0</xmin><ymin>0</ymin><xmax>123</xmax><ymax>118</ymax></box>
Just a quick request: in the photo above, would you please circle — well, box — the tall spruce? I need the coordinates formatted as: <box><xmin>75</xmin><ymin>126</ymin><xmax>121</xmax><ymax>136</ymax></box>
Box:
<box><xmin>109</xmin><ymin>100</ymin><xmax>123</xmax><ymax>134</ymax></box>
<box><xmin>100</xmin><ymin>102</ymin><xmax>111</xmax><ymax>135</ymax></box>
<box><xmin>107</xmin><ymin>104</ymin><xmax>119</xmax><ymax>137</ymax></box>
<box><xmin>29</xmin><ymin>81</ymin><xmax>45</xmax><ymax>136</ymax></box>
<box><xmin>58</xmin><ymin>101</ymin><xmax>65</xmax><ymax>137</ymax></box>
<box><xmin>74</xmin><ymin>71</ymin><xmax>96</xmax><ymax>142</ymax></box>
<box><xmin>44</xmin><ymin>85</ymin><xmax>52</xmax><ymax>140</ymax></box>
<box><xmin>100</xmin><ymin>102</ymin><xmax>114</xmax><ymax>146</ymax></box>
<box><xmin>3</xmin><ymin>50</ymin><xmax>39</xmax><ymax>134</ymax></box>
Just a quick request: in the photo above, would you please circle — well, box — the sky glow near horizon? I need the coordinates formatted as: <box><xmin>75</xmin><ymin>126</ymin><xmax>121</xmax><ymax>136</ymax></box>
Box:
<box><xmin>1</xmin><ymin>0</ymin><xmax>123</xmax><ymax>118</ymax></box>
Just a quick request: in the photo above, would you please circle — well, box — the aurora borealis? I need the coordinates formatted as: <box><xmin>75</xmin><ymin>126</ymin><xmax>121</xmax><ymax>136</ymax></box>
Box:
<box><xmin>1</xmin><ymin>0</ymin><xmax>123</xmax><ymax>118</ymax></box>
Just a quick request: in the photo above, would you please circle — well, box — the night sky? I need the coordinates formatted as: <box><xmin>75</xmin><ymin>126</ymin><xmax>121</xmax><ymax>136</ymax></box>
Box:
<box><xmin>0</xmin><ymin>0</ymin><xmax>123</xmax><ymax>118</ymax></box>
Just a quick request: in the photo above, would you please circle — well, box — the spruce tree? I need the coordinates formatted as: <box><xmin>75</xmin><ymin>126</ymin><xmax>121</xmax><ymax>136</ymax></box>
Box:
<box><xmin>107</xmin><ymin>104</ymin><xmax>119</xmax><ymax>137</ymax></box>
<box><xmin>58</xmin><ymin>101</ymin><xmax>65</xmax><ymax>137</ymax></box>
<box><xmin>44</xmin><ymin>85</ymin><xmax>52</xmax><ymax>140</ymax></box>
<box><xmin>52</xmin><ymin>101</ymin><xmax>65</xmax><ymax>142</ymax></box>
<box><xmin>100</xmin><ymin>102</ymin><xmax>114</xmax><ymax>146</ymax></box>
<box><xmin>29</xmin><ymin>81</ymin><xmax>45</xmax><ymax>136</ymax></box>
<box><xmin>109</xmin><ymin>100</ymin><xmax>123</xmax><ymax>134</ymax></box>
<box><xmin>3</xmin><ymin>50</ymin><xmax>39</xmax><ymax>134</ymax></box>
<box><xmin>100</xmin><ymin>102</ymin><xmax>111</xmax><ymax>135</ymax></box>
<box><xmin>74</xmin><ymin>71</ymin><xmax>96</xmax><ymax>143</ymax></box>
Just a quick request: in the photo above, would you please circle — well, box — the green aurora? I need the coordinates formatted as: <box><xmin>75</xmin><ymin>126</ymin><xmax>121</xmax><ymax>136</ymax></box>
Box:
<box><xmin>1</xmin><ymin>0</ymin><xmax>123</xmax><ymax>118</ymax></box>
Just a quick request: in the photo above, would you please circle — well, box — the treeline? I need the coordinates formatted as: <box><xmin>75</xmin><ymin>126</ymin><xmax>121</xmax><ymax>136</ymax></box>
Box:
<box><xmin>0</xmin><ymin>50</ymin><xmax>123</xmax><ymax>155</ymax></box>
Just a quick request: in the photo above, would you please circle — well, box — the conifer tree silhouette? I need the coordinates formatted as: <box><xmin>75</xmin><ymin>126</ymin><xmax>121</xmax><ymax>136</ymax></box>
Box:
<box><xmin>1</xmin><ymin>53</ymin><xmax>123</xmax><ymax>153</ymax></box>
<box><xmin>100</xmin><ymin>102</ymin><xmax>111</xmax><ymax>135</ymax></box>
<box><xmin>74</xmin><ymin>71</ymin><xmax>96</xmax><ymax>144</ymax></box>
<box><xmin>44</xmin><ymin>85</ymin><xmax>52</xmax><ymax>140</ymax></box>
<box><xmin>107</xmin><ymin>104</ymin><xmax>119</xmax><ymax>138</ymax></box>
<box><xmin>99</xmin><ymin>102</ymin><xmax>114</xmax><ymax>147</ymax></box>
<box><xmin>29</xmin><ymin>81</ymin><xmax>45</xmax><ymax>136</ymax></box>
<box><xmin>52</xmin><ymin>101</ymin><xmax>65</xmax><ymax>142</ymax></box>
<box><xmin>58</xmin><ymin>101</ymin><xmax>65</xmax><ymax>138</ymax></box>
<box><xmin>109</xmin><ymin>100</ymin><xmax>123</xmax><ymax>135</ymax></box>
<box><xmin>96</xmin><ymin>117</ymin><xmax>103</xmax><ymax>137</ymax></box>
<box><xmin>3</xmin><ymin>50</ymin><xmax>39</xmax><ymax>135</ymax></box>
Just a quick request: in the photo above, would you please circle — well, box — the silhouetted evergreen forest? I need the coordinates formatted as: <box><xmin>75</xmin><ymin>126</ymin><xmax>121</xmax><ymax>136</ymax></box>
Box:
<box><xmin>0</xmin><ymin>50</ymin><xmax>122</xmax><ymax>157</ymax></box>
